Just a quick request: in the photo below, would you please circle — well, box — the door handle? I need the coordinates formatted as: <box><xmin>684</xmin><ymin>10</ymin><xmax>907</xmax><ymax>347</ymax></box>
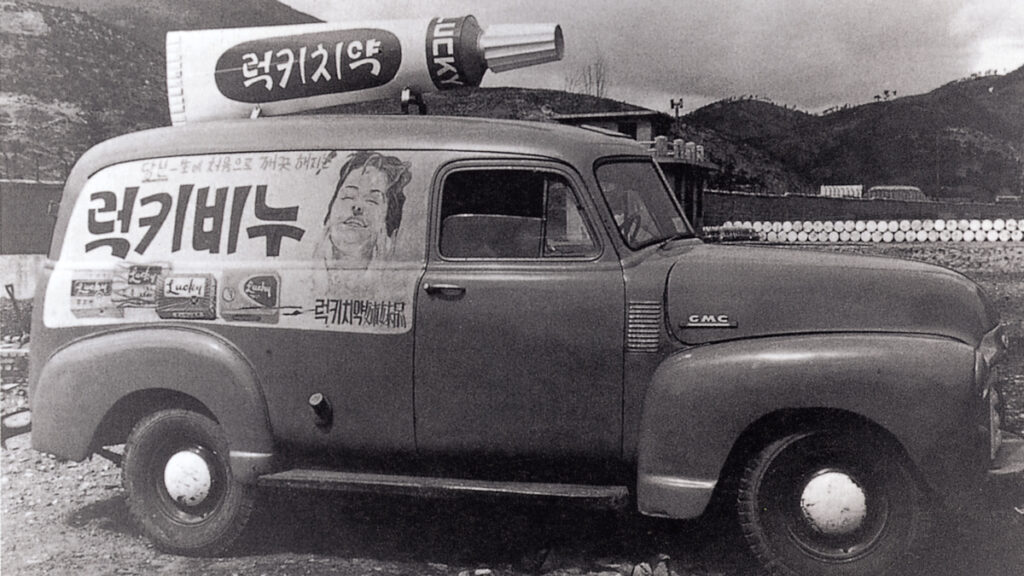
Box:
<box><xmin>422</xmin><ymin>282</ymin><xmax>466</xmax><ymax>297</ymax></box>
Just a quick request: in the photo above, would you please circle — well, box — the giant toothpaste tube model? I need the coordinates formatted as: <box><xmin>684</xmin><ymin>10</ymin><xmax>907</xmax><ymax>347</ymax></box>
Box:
<box><xmin>167</xmin><ymin>15</ymin><xmax>563</xmax><ymax>124</ymax></box>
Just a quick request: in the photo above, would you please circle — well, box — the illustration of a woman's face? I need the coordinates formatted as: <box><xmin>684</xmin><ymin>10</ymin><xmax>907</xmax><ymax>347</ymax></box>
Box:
<box><xmin>324</xmin><ymin>166</ymin><xmax>389</xmax><ymax>266</ymax></box>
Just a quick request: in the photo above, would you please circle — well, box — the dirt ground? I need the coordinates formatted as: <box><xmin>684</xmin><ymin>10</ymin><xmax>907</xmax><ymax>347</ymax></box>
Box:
<box><xmin>2</xmin><ymin>243</ymin><xmax>1023</xmax><ymax>576</ymax></box>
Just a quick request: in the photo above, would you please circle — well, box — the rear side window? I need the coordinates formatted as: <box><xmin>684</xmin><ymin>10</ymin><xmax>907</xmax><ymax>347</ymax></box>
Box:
<box><xmin>439</xmin><ymin>169</ymin><xmax>597</xmax><ymax>259</ymax></box>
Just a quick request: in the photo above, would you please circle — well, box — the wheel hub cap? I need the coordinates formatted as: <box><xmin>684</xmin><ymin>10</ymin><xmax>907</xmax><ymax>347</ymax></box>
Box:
<box><xmin>163</xmin><ymin>449</ymin><xmax>213</xmax><ymax>507</ymax></box>
<box><xmin>799</xmin><ymin>470</ymin><xmax>868</xmax><ymax>535</ymax></box>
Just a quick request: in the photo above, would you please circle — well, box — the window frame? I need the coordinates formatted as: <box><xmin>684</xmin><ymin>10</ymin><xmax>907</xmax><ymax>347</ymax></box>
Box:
<box><xmin>432</xmin><ymin>161</ymin><xmax>603</xmax><ymax>263</ymax></box>
<box><xmin>593</xmin><ymin>156</ymin><xmax>695</xmax><ymax>251</ymax></box>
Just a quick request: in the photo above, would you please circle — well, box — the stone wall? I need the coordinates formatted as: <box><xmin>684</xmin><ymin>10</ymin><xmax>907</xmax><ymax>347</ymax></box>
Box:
<box><xmin>704</xmin><ymin>191</ymin><xmax>1024</xmax><ymax>227</ymax></box>
<box><xmin>0</xmin><ymin>180</ymin><xmax>62</xmax><ymax>255</ymax></box>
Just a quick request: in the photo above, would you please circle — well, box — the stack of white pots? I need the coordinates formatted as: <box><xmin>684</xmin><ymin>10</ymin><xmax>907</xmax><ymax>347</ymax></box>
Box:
<box><xmin>720</xmin><ymin>219</ymin><xmax>1024</xmax><ymax>243</ymax></box>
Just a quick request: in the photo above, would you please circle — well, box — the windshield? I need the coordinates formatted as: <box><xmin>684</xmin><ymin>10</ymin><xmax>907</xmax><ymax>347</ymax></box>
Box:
<box><xmin>595</xmin><ymin>159</ymin><xmax>693</xmax><ymax>249</ymax></box>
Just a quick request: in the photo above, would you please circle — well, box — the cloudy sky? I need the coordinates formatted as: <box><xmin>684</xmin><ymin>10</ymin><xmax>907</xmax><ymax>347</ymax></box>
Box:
<box><xmin>283</xmin><ymin>0</ymin><xmax>1024</xmax><ymax>114</ymax></box>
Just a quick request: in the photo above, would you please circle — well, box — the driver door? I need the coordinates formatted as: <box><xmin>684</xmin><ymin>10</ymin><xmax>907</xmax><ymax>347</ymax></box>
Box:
<box><xmin>414</xmin><ymin>162</ymin><xmax>625</xmax><ymax>462</ymax></box>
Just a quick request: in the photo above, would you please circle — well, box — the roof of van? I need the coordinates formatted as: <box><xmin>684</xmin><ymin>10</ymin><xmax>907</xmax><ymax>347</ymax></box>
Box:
<box><xmin>69</xmin><ymin>115</ymin><xmax>648</xmax><ymax>181</ymax></box>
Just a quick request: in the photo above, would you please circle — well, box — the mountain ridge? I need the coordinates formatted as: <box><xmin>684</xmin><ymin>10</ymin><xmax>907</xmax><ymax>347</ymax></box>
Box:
<box><xmin>1</xmin><ymin>0</ymin><xmax>1020</xmax><ymax>202</ymax></box>
<box><xmin>685</xmin><ymin>69</ymin><xmax>1023</xmax><ymax>199</ymax></box>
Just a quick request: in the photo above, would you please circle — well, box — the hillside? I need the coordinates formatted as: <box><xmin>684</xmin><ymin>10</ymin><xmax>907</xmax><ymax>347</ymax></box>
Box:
<box><xmin>0</xmin><ymin>0</ymin><xmax>318</xmax><ymax>180</ymax></box>
<box><xmin>686</xmin><ymin>69</ymin><xmax>1024</xmax><ymax>201</ymax></box>
<box><xmin>1</xmin><ymin>1</ymin><xmax>166</xmax><ymax>179</ymax></box>
<box><xmin>30</xmin><ymin>0</ymin><xmax>319</xmax><ymax>51</ymax></box>
<box><xmin>317</xmin><ymin>86</ymin><xmax>647</xmax><ymax>120</ymax></box>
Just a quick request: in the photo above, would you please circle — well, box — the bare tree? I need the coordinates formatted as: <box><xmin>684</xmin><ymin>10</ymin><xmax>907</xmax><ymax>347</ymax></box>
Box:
<box><xmin>563</xmin><ymin>55</ymin><xmax>609</xmax><ymax>98</ymax></box>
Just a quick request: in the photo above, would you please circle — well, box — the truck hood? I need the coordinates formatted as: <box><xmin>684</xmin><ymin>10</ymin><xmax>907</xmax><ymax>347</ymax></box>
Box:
<box><xmin>667</xmin><ymin>244</ymin><xmax>998</xmax><ymax>346</ymax></box>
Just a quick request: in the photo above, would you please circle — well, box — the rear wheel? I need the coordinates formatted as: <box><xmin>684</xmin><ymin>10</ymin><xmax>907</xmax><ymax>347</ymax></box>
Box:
<box><xmin>737</xmin><ymin>429</ymin><xmax>930</xmax><ymax>576</ymax></box>
<box><xmin>122</xmin><ymin>409</ymin><xmax>255</xmax><ymax>556</ymax></box>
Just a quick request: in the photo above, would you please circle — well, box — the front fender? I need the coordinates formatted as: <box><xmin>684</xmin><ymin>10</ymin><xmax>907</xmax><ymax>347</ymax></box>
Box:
<box><xmin>31</xmin><ymin>326</ymin><xmax>274</xmax><ymax>480</ymax></box>
<box><xmin>636</xmin><ymin>333</ymin><xmax>975</xmax><ymax>518</ymax></box>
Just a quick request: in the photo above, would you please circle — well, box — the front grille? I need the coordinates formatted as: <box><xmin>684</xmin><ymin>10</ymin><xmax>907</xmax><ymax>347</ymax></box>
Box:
<box><xmin>627</xmin><ymin>301</ymin><xmax>662</xmax><ymax>353</ymax></box>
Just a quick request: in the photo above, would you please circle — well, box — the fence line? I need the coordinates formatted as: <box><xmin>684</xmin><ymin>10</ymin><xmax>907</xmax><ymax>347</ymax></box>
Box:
<box><xmin>710</xmin><ymin>219</ymin><xmax>1024</xmax><ymax>243</ymax></box>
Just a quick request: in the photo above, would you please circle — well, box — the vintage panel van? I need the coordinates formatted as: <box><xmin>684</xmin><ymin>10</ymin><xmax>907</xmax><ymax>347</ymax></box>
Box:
<box><xmin>29</xmin><ymin>114</ymin><xmax>1018</xmax><ymax>576</ymax></box>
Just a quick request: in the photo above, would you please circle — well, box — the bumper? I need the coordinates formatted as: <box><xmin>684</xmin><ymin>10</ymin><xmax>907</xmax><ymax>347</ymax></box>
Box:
<box><xmin>919</xmin><ymin>323</ymin><xmax>1014</xmax><ymax>504</ymax></box>
<box><xmin>916</xmin><ymin>413</ymin><xmax>991</xmax><ymax>507</ymax></box>
<box><xmin>899</xmin><ymin>391</ymin><xmax>1019</xmax><ymax>510</ymax></box>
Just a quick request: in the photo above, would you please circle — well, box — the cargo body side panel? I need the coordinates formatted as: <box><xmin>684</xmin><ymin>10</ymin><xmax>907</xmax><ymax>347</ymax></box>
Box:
<box><xmin>30</xmin><ymin>324</ymin><xmax>416</xmax><ymax>461</ymax></box>
<box><xmin>31</xmin><ymin>326</ymin><xmax>273</xmax><ymax>464</ymax></box>
<box><xmin>31</xmin><ymin>143</ymin><xmax>447</xmax><ymax>465</ymax></box>
<box><xmin>230</xmin><ymin>326</ymin><xmax>415</xmax><ymax>455</ymax></box>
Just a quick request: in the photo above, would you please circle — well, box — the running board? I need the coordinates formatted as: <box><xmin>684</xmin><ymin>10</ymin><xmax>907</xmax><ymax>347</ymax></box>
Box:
<box><xmin>258</xmin><ymin>469</ymin><xmax>630</xmax><ymax>509</ymax></box>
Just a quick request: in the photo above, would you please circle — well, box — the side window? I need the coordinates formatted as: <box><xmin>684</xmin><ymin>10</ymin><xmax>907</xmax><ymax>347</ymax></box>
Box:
<box><xmin>439</xmin><ymin>169</ymin><xmax>598</xmax><ymax>259</ymax></box>
<box><xmin>543</xmin><ymin>181</ymin><xmax>597</xmax><ymax>256</ymax></box>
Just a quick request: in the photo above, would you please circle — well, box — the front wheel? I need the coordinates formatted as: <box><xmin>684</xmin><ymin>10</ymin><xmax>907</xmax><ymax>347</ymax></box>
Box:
<box><xmin>737</xmin><ymin>430</ymin><xmax>931</xmax><ymax>576</ymax></box>
<box><xmin>122</xmin><ymin>409</ymin><xmax>255</xmax><ymax>556</ymax></box>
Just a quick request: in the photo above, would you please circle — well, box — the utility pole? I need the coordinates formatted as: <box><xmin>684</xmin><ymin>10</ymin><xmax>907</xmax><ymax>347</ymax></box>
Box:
<box><xmin>670</xmin><ymin>98</ymin><xmax>684</xmax><ymax>134</ymax></box>
<box><xmin>670</xmin><ymin>98</ymin><xmax>684</xmax><ymax>121</ymax></box>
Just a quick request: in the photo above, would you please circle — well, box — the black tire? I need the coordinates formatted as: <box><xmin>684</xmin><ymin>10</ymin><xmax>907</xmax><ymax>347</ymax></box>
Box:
<box><xmin>122</xmin><ymin>409</ymin><xmax>255</xmax><ymax>556</ymax></box>
<box><xmin>737</xmin><ymin>429</ymin><xmax>930</xmax><ymax>576</ymax></box>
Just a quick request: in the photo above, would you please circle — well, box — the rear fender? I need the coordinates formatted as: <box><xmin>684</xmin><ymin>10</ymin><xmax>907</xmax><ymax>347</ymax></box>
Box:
<box><xmin>31</xmin><ymin>326</ymin><xmax>274</xmax><ymax>481</ymax></box>
<box><xmin>636</xmin><ymin>333</ymin><xmax>974</xmax><ymax>518</ymax></box>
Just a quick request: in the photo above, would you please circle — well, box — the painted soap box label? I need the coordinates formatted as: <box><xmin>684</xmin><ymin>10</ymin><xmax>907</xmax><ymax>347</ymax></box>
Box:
<box><xmin>157</xmin><ymin>274</ymin><xmax>217</xmax><ymax>320</ymax></box>
<box><xmin>221</xmin><ymin>271</ymin><xmax>281</xmax><ymax>324</ymax></box>
<box><xmin>70</xmin><ymin>277</ymin><xmax>121</xmax><ymax>319</ymax></box>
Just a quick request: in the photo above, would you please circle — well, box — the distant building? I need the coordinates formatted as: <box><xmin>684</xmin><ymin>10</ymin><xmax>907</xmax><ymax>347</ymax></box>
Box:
<box><xmin>551</xmin><ymin>113</ymin><xmax>717</xmax><ymax>231</ymax></box>
<box><xmin>819</xmin><ymin>185</ymin><xmax>863</xmax><ymax>198</ymax></box>
<box><xmin>649</xmin><ymin>138</ymin><xmax>718</xmax><ymax>231</ymax></box>
<box><xmin>549</xmin><ymin>110</ymin><xmax>670</xmax><ymax>141</ymax></box>
<box><xmin>866</xmin><ymin>185</ymin><xmax>927</xmax><ymax>201</ymax></box>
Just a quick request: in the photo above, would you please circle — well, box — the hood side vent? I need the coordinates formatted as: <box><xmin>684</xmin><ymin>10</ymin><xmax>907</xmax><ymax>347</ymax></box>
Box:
<box><xmin>627</xmin><ymin>301</ymin><xmax>662</xmax><ymax>353</ymax></box>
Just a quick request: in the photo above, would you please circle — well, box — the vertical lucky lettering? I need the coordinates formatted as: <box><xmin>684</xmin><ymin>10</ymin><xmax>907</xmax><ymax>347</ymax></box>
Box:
<box><xmin>430</xmin><ymin>18</ymin><xmax>462</xmax><ymax>86</ymax></box>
